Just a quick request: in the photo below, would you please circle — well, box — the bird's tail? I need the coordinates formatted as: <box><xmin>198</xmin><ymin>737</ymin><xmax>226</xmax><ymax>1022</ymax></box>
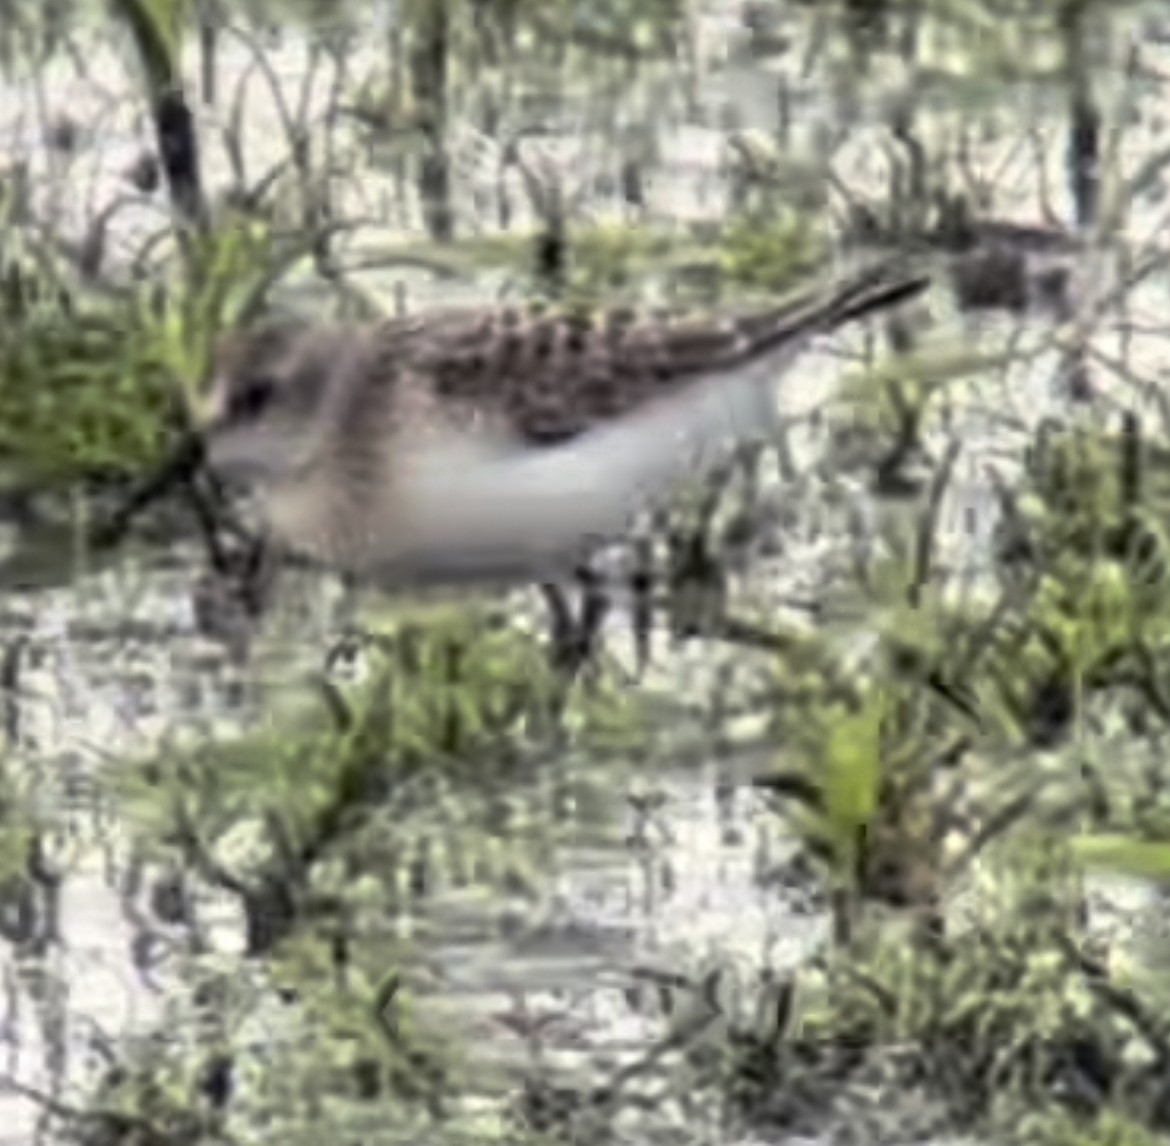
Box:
<box><xmin>727</xmin><ymin>257</ymin><xmax>930</xmax><ymax>365</ymax></box>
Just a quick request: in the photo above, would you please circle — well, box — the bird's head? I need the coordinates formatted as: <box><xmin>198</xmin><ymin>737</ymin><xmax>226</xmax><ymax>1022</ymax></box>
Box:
<box><xmin>198</xmin><ymin>320</ymin><xmax>342</xmax><ymax>491</ymax></box>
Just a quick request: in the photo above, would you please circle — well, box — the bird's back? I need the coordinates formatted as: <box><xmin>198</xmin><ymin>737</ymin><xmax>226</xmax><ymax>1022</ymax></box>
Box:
<box><xmin>368</xmin><ymin>258</ymin><xmax>928</xmax><ymax>447</ymax></box>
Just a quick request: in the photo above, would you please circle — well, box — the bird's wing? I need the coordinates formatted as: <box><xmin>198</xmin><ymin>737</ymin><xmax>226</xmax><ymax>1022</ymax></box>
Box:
<box><xmin>396</xmin><ymin>258</ymin><xmax>928</xmax><ymax>446</ymax></box>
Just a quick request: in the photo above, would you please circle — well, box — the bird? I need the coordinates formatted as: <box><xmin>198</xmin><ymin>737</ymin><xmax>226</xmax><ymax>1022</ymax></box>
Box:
<box><xmin>195</xmin><ymin>259</ymin><xmax>928</xmax><ymax>647</ymax></box>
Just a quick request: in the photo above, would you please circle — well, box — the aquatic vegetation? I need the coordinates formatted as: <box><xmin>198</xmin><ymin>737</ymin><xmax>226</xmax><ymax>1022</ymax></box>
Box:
<box><xmin>3</xmin><ymin>1</ymin><xmax>1170</xmax><ymax>1144</ymax></box>
<box><xmin>719</xmin><ymin>208</ymin><xmax>825</xmax><ymax>295</ymax></box>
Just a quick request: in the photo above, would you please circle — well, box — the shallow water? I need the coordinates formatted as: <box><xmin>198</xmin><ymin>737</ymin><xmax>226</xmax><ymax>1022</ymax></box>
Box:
<box><xmin>0</xmin><ymin>5</ymin><xmax>1167</xmax><ymax>1144</ymax></box>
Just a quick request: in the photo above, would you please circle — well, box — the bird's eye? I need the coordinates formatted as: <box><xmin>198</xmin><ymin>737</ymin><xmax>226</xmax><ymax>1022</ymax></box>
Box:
<box><xmin>228</xmin><ymin>375</ymin><xmax>278</xmax><ymax>421</ymax></box>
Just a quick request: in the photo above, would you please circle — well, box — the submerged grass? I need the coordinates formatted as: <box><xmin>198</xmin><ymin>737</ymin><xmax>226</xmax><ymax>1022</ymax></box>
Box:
<box><xmin>695</xmin><ymin>396</ymin><xmax>1170</xmax><ymax>1139</ymax></box>
<box><xmin>102</xmin><ymin>603</ymin><xmax>650</xmax><ymax>1135</ymax></box>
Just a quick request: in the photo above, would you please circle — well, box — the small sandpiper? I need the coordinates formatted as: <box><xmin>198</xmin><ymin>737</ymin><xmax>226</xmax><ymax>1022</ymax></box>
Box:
<box><xmin>196</xmin><ymin>260</ymin><xmax>929</xmax><ymax>663</ymax></box>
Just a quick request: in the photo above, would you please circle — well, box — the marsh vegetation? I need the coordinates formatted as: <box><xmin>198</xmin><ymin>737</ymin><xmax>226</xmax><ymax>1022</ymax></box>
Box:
<box><xmin>1</xmin><ymin>1</ymin><xmax>1170</xmax><ymax>1145</ymax></box>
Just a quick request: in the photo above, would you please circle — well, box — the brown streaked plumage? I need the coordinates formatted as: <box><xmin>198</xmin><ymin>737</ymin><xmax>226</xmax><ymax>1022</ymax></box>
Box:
<box><xmin>198</xmin><ymin>260</ymin><xmax>929</xmax><ymax>588</ymax></box>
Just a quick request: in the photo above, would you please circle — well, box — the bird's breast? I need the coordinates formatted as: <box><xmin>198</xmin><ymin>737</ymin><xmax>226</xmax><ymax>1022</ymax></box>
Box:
<box><xmin>261</xmin><ymin>474</ymin><xmax>363</xmax><ymax>567</ymax></box>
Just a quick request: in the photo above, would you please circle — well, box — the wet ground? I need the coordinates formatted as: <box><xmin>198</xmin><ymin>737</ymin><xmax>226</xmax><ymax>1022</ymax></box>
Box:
<box><xmin>0</xmin><ymin>5</ymin><xmax>1168</xmax><ymax>1143</ymax></box>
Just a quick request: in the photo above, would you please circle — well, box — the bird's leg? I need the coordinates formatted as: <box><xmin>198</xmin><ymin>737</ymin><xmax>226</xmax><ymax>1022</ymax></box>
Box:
<box><xmin>539</xmin><ymin>561</ymin><xmax>609</xmax><ymax>678</ymax></box>
<box><xmin>623</xmin><ymin>443</ymin><xmax>761</xmax><ymax>667</ymax></box>
<box><xmin>190</xmin><ymin>533</ymin><xmax>280</xmax><ymax>659</ymax></box>
<box><xmin>630</xmin><ymin>534</ymin><xmax>655</xmax><ymax>677</ymax></box>
<box><xmin>656</xmin><ymin>453</ymin><xmax>735</xmax><ymax>645</ymax></box>
<box><xmin>575</xmin><ymin>562</ymin><xmax>609</xmax><ymax>668</ymax></box>
<box><xmin>238</xmin><ymin>536</ymin><xmax>281</xmax><ymax>620</ymax></box>
<box><xmin>719</xmin><ymin>440</ymin><xmax>766</xmax><ymax>555</ymax></box>
<box><xmin>666</xmin><ymin>520</ymin><xmax>727</xmax><ymax>644</ymax></box>
<box><xmin>539</xmin><ymin>582</ymin><xmax>581</xmax><ymax>675</ymax></box>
